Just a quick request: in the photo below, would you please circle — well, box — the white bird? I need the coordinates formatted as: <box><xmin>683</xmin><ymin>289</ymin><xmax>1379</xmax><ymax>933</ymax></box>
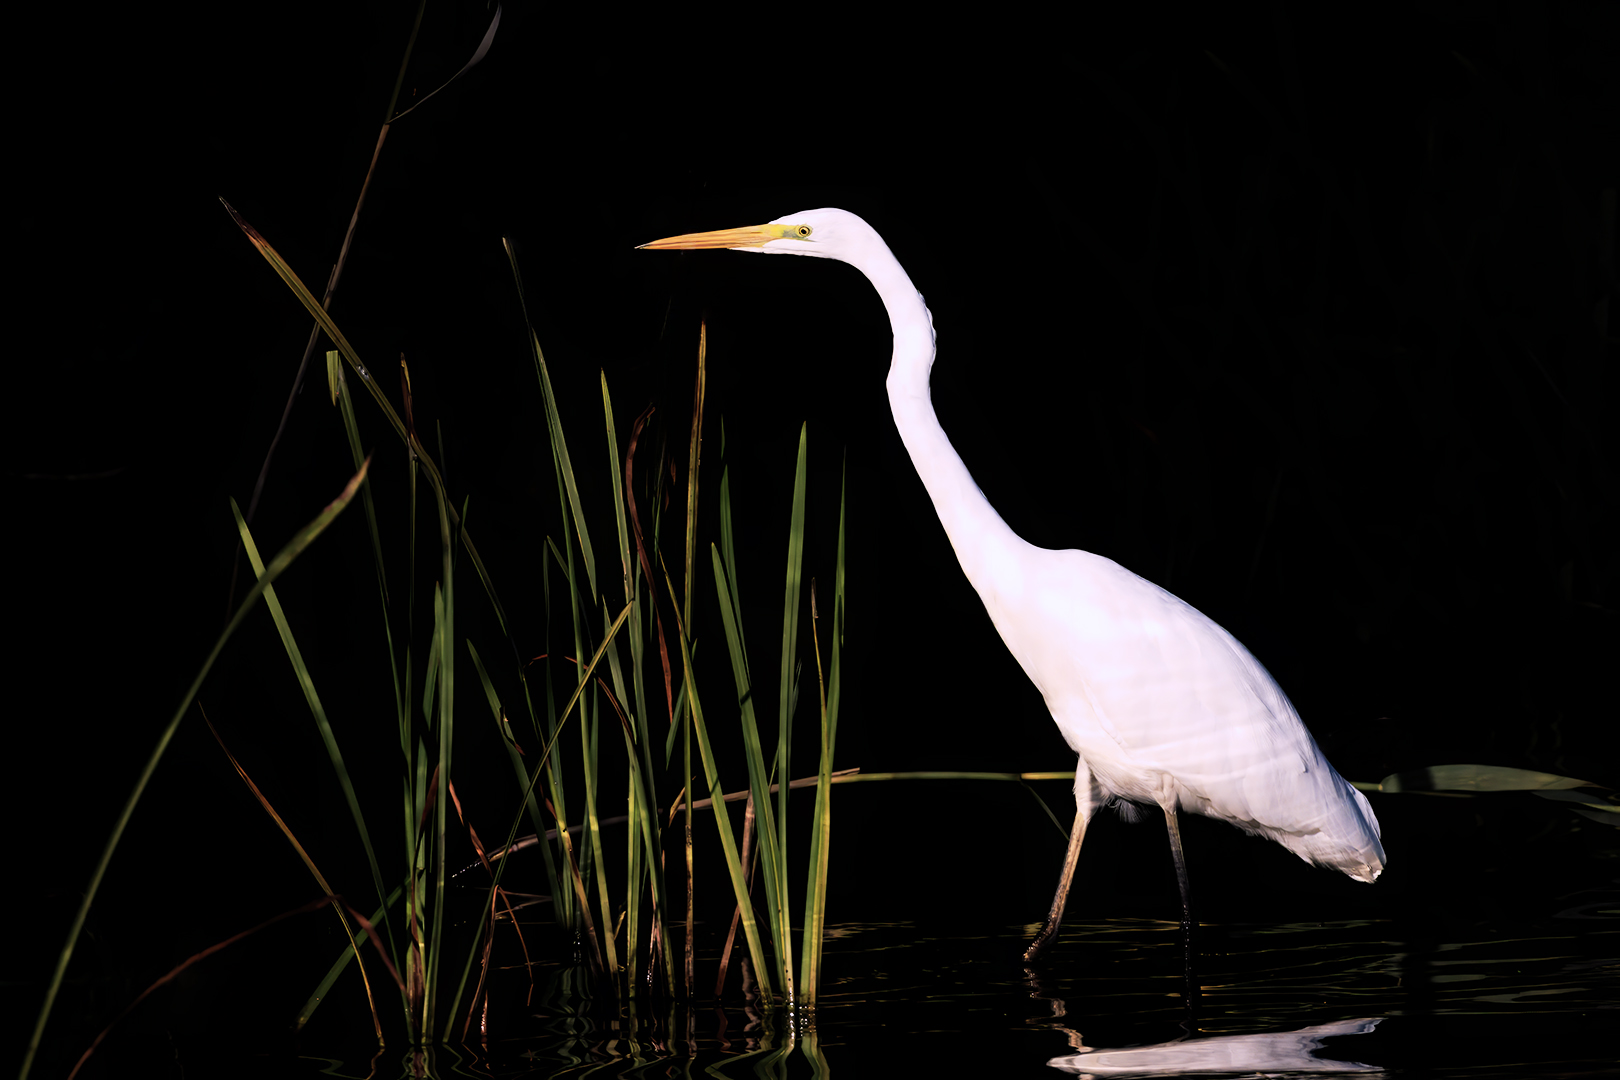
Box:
<box><xmin>639</xmin><ymin>208</ymin><xmax>1384</xmax><ymax>959</ymax></box>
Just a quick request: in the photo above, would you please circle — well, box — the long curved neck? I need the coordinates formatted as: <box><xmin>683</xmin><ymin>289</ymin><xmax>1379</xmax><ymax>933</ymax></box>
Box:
<box><xmin>849</xmin><ymin>240</ymin><xmax>1025</xmax><ymax>585</ymax></box>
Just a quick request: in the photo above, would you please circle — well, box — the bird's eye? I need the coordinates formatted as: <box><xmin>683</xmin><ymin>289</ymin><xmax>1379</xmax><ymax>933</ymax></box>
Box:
<box><xmin>795</xmin><ymin>225</ymin><xmax>812</xmax><ymax>238</ymax></box>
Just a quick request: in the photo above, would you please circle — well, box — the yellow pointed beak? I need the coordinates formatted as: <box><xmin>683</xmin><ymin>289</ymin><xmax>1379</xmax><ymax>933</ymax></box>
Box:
<box><xmin>636</xmin><ymin>222</ymin><xmax>803</xmax><ymax>250</ymax></box>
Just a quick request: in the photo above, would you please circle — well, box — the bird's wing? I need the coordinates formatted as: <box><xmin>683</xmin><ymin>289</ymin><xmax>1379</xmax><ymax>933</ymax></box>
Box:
<box><xmin>989</xmin><ymin>548</ymin><xmax>1331</xmax><ymax>817</ymax></box>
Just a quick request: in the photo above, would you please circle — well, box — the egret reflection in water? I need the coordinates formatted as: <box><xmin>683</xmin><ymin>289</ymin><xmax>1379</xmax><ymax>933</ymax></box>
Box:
<box><xmin>1046</xmin><ymin>1016</ymin><xmax>1383</xmax><ymax>1075</ymax></box>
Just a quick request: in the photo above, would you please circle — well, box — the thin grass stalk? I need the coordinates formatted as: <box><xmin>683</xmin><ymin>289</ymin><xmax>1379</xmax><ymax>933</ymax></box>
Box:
<box><xmin>626</xmin><ymin>409</ymin><xmax>676</xmax><ymax>994</ymax></box>
<box><xmin>583</xmin><ymin>677</ymin><xmax>619</xmax><ymax>977</ymax></box>
<box><xmin>537</xmin><ymin>319</ymin><xmax>617</xmax><ymax>972</ymax></box>
<box><xmin>235</xmin><ymin>0</ymin><xmax>427</xmax><ymax>537</ymax></box>
<box><xmin>198</xmin><ymin>706</ymin><xmax>384</xmax><ymax>1044</ymax></box>
<box><xmin>223</xmin><ymin>201</ymin><xmax>510</xmax><ymax>643</ymax></box>
<box><xmin>514</xmin><ymin>236</ymin><xmax>616</xmax><ymax>951</ymax></box>
<box><xmin>601</xmin><ymin>373</ymin><xmax>647</xmax><ymax>991</ymax></box>
<box><xmin>229</xmin><ymin>497</ymin><xmax>396</xmax><ymax>971</ymax></box>
<box><xmin>422</xmin><ymin>481</ymin><xmax>455</xmax><ymax>1039</ymax></box>
<box><xmin>537</xmin><ymin>543</ymin><xmax>577</xmax><ymax>931</ymax></box>
<box><xmin>775</xmin><ymin>425</ymin><xmax>809</xmax><ymax>998</ymax></box>
<box><xmin>508</xmin><ymin>241</ymin><xmax>596</xmax><ymax>601</ymax></box>
<box><xmin>333</xmin><ymin>354</ymin><xmax>391</xmax><ymax>611</ymax></box>
<box><xmin>65</xmin><ymin>895</ymin><xmax>345</xmax><ymax>1080</ymax></box>
<box><xmin>632</xmin><ymin>581</ymin><xmax>674</xmax><ymax>995</ymax></box>
<box><xmin>446</xmin><ymin>602</ymin><xmax>634</xmax><ymax>1022</ymax></box>
<box><xmin>713</xmin><ymin>431</ymin><xmax>795</xmax><ymax>993</ymax></box>
<box><xmin>554</xmin><ymin>502</ymin><xmax>609</xmax><ymax>971</ymax></box>
<box><xmin>600</xmin><ymin>602</ymin><xmax>653</xmax><ymax>989</ymax></box>
<box><xmin>714</xmin><ymin>791</ymin><xmax>758</xmax><ymax>997</ymax></box>
<box><xmin>514</xmin><ymin>672</ymin><xmax>569</xmax><ymax>919</ymax></box>
<box><xmin>681</xmin><ymin>326</ymin><xmax>707</xmax><ymax>996</ymax></box>
<box><xmin>714</xmin><ymin>435</ymin><xmax>754</xmax><ymax>998</ymax></box>
<box><xmin>19</xmin><ymin>460</ymin><xmax>370</xmax><ymax>1080</ymax></box>
<box><xmin>236</xmin><ymin>0</ymin><xmax>500</xmax><ymax>545</ymax></box>
<box><xmin>659</xmin><ymin>563</ymin><xmax>777</xmax><ymax>1005</ymax></box>
<box><xmin>682</xmin><ymin>703</ymin><xmax>695</xmax><ymax>996</ymax></box>
<box><xmin>798</xmin><ymin>470</ymin><xmax>845</xmax><ymax>1005</ymax></box>
<box><xmin>295</xmin><ymin>881</ymin><xmax>405</xmax><ymax>1031</ymax></box>
<box><xmin>552</xmin><ymin>457</ymin><xmax>618</xmax><ymax>978</ymax></box>
<box><xmin>559</xmin><ymin>506</ymin><xmax>610</xmax><ymax>971</ymax></box>
<box><xmin>708</xmin><ymin>548</ymin><xmax>788</xmax><ymax>988</ymax></box>
<box><xmin>402</xmin><ymin>359</ymin><xmax>421</xmax><ymax>922</ymax></box>
<box><xmin>467</xmin><ymin>642</ymin><xmax>552</xmax><ymax>862</ymax></box>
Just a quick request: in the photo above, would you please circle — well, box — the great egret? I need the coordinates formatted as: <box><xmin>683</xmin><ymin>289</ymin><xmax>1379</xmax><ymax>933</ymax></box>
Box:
<box><xmin>639</xmin><ymin>208</ymin><xmax>1384</xmax><ymax>959</ymax></box>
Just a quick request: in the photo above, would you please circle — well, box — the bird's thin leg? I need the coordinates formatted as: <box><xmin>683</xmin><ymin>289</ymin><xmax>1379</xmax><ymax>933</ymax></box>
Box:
<box><xmin>1162</xmin><ymin>805</ymin><xmax>1192</xmax><ymax>928</ymax></box>
<box><xmin>1162</xmin><ymin>805</ymin><xmax>1201</xmax><ymax>1024</ymax></box>
<box><xmin>1024</xmin><ymin>808</ymin><xmax>1088</xmax><ymax>962</ymax></box>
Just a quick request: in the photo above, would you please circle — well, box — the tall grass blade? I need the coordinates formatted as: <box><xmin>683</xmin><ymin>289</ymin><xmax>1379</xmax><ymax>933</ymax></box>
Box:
<box><xmin>221</xmin><ymin>200</ymin><xmax>510</xmax><ymax>641</ymax></box>
<box><xmin>230</xmin><ymin>498</ymin><xmax>396</xmax><ymax>968</ymax></box>
<box><xmin>467</xmin><ymin>641</ymin><xmax>552</xmax><ymax>859</ymax></box>
<box><xmin>198</xmin><ymin>707</ymin><xmax>383</xmax><ymax>1042</ymax></box>
<box><xmin>332</xmin><ymin>352</ymin><xmax>389</xmax><ymax>609</ymax></box>
<box><xmin>504</xmin><ymin>239</ymin><xmax>596</xmax><ymax>600</ymax></box>
<box><xmin>660</xmin><ymin>562</ymin><xmax>776</xmax><ymax>1005</ymax></box>
<box><xmin>420</xmin><ymin>476</ymin><xmax>456</xmax><ymax>1038</ymax></box>
<box><xmin>20</xmin><ymin>458</ymin><xmax>370</xmax><ymax>1080</ymax></box>
<box><xmin>65</xmin><ymin>896</ymin><xmax>338</xmax><ymax>1080</ymax></box>
<box><xmin>709</xmin><ymin>546</ymin><xmax>787</xmax><ymax>990</ymax></box>
<box><xmin>798</xmin><ymin>464</ymin><xmax>845</xmax><ymax>1006</ymax></box>
<box><xmin>385</xmin><ymin>4</ymin><xmax>501</xmax><ymax>123</ymax></box>
<box><xmin>239</xmin><ymin>0</ymin><xmax>433</xmax><ymax>532</ymax></box>
<box><xmin>295</xmin><ymin>882</ymin><xmax>404</xmax><ymax>1031</ymax></box>
<box><xmin>774</xmin><ymin>424</ymin><xmax>809</xmax><ymax>998</ymax></box>
<box><xmin>600</xmin><ymin>367</ymin><xmax>666</xmax><ymax>990</ymax></box>
<box><xmin>678</xmin><ymin>325</ymin><xmax>708</xmax><ymax>996</ymax></box>
<box><xmin>449</xmin><ymin>601</ymin><xmax>636</xmax><ymax>1025</ymax></box>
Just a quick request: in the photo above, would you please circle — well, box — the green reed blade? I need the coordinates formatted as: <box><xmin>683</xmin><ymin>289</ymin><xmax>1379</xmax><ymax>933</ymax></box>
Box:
<box><xmin>332</xmin><ymin>352</ymin><xmax>390</xmax><ymax>610</ymax></box>
<box><xmin>660</xmin><ymin>562</ymin><xmax>777</xmax><ymax>1003</ymax></box>
<box><xmin>710</xmin><ymin>544</ymin><xmax>788</xmax><ymax>987</ymax></box>
<box><xmin>603</xmin><ymin>373</ymin><xmax>666</xmax><ymax>988</ymax></box>
<box><xmin>199</xmin><ymin>709</ymin><xmax>383</xmax><ymax>1042</ymax></box>
<box><xmin>798</xmin><ymin>461</ymin><xmax>844</xmax><ymax>1005</ymax></box>
<box><xmin>221</xmin><ymin>200</ymin><xmax>510</xmax><ymax>642</ymax></box>
<box><xmin>513</xmin><ymin>670</ymin><xmax>568</xmax><ymax>922</ymax></box>
<box><xmin>447</xmin><ymin>600</ymin><xmax>636</xmax><ymax>1024</ymax></box>
<box><xmin>231</xmin><ymin>500</ymin><xmax>397</xmax><ymax>970</ymax></box>
<box><xmin>603</xmin><ymin>372</ymin><xmax>633</xmax><ymax>609</ymax></box>
<box><xmin>295</xmin><ymin>883</ymin><xmax>404</xmax><ymax>1032</ymax></box>
<box><xmin>20</xmin><ymin>459</ymin><xmax>370</xmax><ymax>1080</ymax></box>
<box><xmin>775</xmin><ymin>424</ymin><xmax>809</xmax><ymax>994</ymax></box>
<box><xmin>582</xmin><ymin>673</ymin><xmax>619</xmax><ymax>977</ymax></box>
<box><xmin>620</xmin><ymin>412</ymin><xmax>670</xmax><ymax>991</ymax></box>
<box><xmin>507</xmin><ymin>239</ymin><xmax>596</xmax><ymax>603</ymax></box>
<box><xmin>422</xmin><ymin>478</ymin><xmax>455</xmax><ymax>1038</ymax></box>
<box><xmin>719</xmin><ymin>422</ymin><xmax>744</xmax><ymax>636</ymax></box>
<box><xmin>333</xmin><ymin>352</ymin><xmax>409</xmax><ymax>812</ymax></box>
<box><xmin>466</xmin><ymin>641</ymin><xmax>550</xmax><ymax>843</ymax></box>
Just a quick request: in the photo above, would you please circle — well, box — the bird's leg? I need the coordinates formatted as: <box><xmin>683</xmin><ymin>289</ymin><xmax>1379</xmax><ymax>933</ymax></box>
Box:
<box><xmin>1162</xmin><ymin>804</ymin><xmax>1201</xmax><ymax>1023</ymax></box>
<box><xmin>1023</xmin><ymin>807</ymin><xmax>1088</xmax><ymax>962</ymax></box>
<box><xmin>1162</xmin><ymin>805</ymin><xmax>1192</xmax><ymax>929</ymax></box>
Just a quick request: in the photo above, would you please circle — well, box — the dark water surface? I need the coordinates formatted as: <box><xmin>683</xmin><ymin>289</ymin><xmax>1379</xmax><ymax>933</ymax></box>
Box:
<box><xmin>264</xmin><ymin>907</ymin><xmax>1616</xmax><ymax>1079</ymax></box>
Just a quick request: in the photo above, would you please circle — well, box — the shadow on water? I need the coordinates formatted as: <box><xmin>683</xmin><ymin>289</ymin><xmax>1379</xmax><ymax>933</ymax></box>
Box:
<box><xmin>263</xmin><ymin>901</ymin><xmax>1617</xmax><ymax>1079</ymax></box>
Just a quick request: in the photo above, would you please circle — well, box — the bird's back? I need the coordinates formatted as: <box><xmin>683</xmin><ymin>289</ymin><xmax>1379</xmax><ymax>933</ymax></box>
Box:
<box><xmin>971</xmin><ymin>542</ymin><xmax>1384</xmax><ymax>882</ymax></box>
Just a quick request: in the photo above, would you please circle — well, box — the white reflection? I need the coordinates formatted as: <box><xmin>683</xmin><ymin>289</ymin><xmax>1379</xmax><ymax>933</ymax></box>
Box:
<box><xmin>1047</xmin><ymin>1017</ymin><xmax>1382</xmax><ymax>1075</ymax></box>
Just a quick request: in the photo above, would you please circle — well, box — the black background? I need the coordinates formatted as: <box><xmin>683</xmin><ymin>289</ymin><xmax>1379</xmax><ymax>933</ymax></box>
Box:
<box><xmin>9</xmin><ymin>1</ymin><xmax>1616</xmax><ymax>1074</ymax></box>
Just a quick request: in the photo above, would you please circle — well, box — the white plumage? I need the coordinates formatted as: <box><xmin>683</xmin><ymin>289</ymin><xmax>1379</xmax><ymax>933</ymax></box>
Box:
<box><xmin>640</xmin><ymin>208</ymin><xmax>1384</xmax><ymax>958</ymax></box>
